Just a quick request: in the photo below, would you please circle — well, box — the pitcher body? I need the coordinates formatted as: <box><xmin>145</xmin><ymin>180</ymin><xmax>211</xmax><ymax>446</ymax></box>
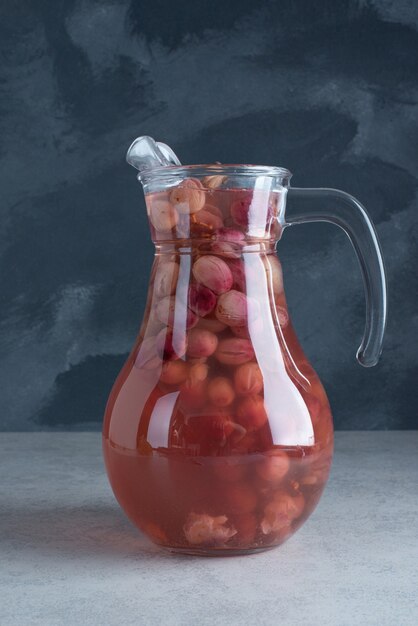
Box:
<box><xmin>103</xmin><ymin>172</ymin><xmax>334</xmax><ymax>555</ymax></box>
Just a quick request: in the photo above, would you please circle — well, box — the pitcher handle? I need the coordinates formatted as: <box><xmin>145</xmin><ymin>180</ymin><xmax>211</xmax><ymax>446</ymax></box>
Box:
<box><xmin>285</xmin><ymin>187</ymin><xmax>387</xmax><ymax>367</ymax></box>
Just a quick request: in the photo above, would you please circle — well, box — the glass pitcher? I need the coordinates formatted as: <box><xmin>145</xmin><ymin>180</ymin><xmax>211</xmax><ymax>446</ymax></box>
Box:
<box><xmin>103</xmin><ymin>141</ymin><xmax>386</xmax><ymax>556</ymax></box>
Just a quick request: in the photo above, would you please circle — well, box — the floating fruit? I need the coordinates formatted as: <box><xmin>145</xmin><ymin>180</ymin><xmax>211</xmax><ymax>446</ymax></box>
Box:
<box><xmin>153</xmin><ymin>261</ymin><xmax>179</xmax><ymax>298</ymax></box>
<box><xmin>186</xmin><ymin>328</ymin><xmax>218</xmax><ymax>358</ymax></box>
<box><xmin>188</xmin><ymin>284</ymin><xmax>217</xmax><ymax>317</ymax></box>
<box><xmin>236</xmin><ymin>395</ymin><xmax>268</xmax><ymax>431</ymax></box>
<box><xmin>169</xmin><ymin>178</ymin><xmax>205</xmax><ymax>214</ymax></box>
<box><xmin>160</xmin><ymin>360</ymin><xmax>188</xmax><ymax>385</ymax></box>
<box><xmin>156</xmin><ymin>327</ymin><xmax>187</xmax><ymax>360</ymax></box>
<box><xmin>215</xmin><ymin>338</ymin><xmax>255</xmax><ymax>365</ymax></box>
<box><xmin>256</xmin><ymin>452</ymin><xmax>290</xmax><ymax>482</ymax></box>
<box><xmin>234</xmin><ymin>362</ymin><xmax>263</xmax><ymax>395</ymax></box>
<box><xmin>215</xmin><ymin>290</ymin><xmax>255</xmax><ymax>327</ymax></box>
<box><xmin>192</xmin><ymin>255</ymin><xmax>233</xmax><ymax>294</ymax></box>
<box><xmin>207</xmin><ymin>377</ymin><xmax>235</xmax><ymax>407</ymax></box>
<box><xmin>148</xmin><ymin>199</ymin><xmax>179</xmax><ymax>232</ymax></box>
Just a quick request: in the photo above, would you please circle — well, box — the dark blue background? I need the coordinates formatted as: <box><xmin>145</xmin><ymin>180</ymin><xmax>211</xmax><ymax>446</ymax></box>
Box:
<box><xmin>1</xmin><ymin>0</ymin><xmax>417</xmax><ymax>430</ymax></box>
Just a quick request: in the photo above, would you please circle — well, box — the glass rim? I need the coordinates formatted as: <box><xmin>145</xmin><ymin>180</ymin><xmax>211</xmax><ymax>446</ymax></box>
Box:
<box><xmin>139</xmin><ymin>164</ymin><xmax>293</xmax><ymax>183</ymax></box>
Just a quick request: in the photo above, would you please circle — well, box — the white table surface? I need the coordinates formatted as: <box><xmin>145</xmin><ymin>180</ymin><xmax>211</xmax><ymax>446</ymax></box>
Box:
<box><xmin>1</xmin><ymin>432</ymin><xmax>417</xmax><ymax>626</ymax></box>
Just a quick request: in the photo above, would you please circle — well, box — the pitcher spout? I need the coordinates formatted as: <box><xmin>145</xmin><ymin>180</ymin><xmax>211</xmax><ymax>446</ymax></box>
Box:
<box><xmin>126</xmin><ymin>135</ymin><xmax>181</xmax><ymax>174</ymax></box>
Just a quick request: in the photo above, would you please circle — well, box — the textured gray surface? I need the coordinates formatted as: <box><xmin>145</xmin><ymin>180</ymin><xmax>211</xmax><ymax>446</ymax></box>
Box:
<box><xmin>0</xmin><ymin>432</ymin><xmax>417</xmax><ymax>626</ymax></box>
<box><xmin>1</xmin><ymin>0</ymin><xmax>418</xmax><ymax>430</ymax></box>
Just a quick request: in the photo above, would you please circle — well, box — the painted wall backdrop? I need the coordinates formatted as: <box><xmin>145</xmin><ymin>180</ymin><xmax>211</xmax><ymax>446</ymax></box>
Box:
<box><xmin>1</xmin><ymin>0</ymin><xmax>417</xmax><ymax>431</ymax></box>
